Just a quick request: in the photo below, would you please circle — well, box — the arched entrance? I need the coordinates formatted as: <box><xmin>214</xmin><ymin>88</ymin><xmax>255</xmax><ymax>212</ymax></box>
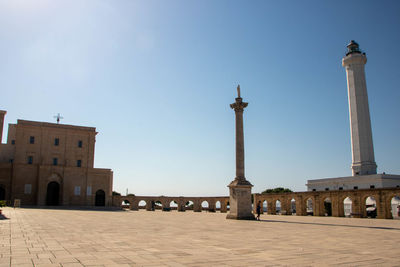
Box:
<box><xmin>324</xmin><ymin>198</ymin><xmax>332</xmax><ymax>216</ymax></box>
<box><xmin>365</xmin><ymin>196</ymin><xmax>377</xmax><ymax>218</ymax></box>
<box><xmin>46</xmin><ymin>181</ymin><xmax>60</xmax><ymax>206</ymax></box>
<box><xmin>344</xmin><ymin>197</ymin><xmax>352</xmax><ymax>217</ymax></box>
<box><xmin>95</xmin><ymin>190</ymin><xmax>106</xmax><ymax>206</ymax></box>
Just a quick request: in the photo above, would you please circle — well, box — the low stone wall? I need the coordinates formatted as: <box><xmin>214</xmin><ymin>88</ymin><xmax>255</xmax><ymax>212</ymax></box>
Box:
<box><xmin>253</xmin><ymin>187</ymin><xmax>400</xmax><ymax>219</ymax></box>
<box><xmin>112</xmin><ymin>188</ymin><xmax>400</xmax><ymax>219</ymax></box>
<box><xmin>113</xmin><ymin>195</ymin><xmax>229</xmax><ymax>212</ymax></box>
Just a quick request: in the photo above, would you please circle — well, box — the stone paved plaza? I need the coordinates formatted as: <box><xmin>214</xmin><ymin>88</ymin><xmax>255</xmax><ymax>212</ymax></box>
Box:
<box><xmin>1</xmin><ymin>208</ymin><xmax>399</xmax><ymax>266</ymax></box>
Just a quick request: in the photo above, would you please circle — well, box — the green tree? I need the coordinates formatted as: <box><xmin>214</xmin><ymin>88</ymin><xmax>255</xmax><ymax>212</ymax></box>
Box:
<box><xmin>261</xmin><ymin>187</ymin><xmax>292</xmax><ymax>194</ymax></box>
<box><xmin>112</xmin><ymin>191</ymin><xmax>121</xmax><ymax>196</ymax></box>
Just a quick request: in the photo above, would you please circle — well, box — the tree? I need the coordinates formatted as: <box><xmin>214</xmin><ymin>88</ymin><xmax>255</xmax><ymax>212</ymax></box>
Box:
<box><xmin>112</xmin><ymin>191</ymin><xmax>121</xmax><ymax>196</ymax></box>
<box><xmin>261</xmin><ymin>187</ymin><xmax>292</xmax><ymax>194</ymax></box>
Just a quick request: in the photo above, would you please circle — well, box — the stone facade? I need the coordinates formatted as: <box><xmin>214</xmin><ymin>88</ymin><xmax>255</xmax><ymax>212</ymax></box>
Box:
<box><xmin>0</xmin><ymin>111</ymin><xmax>113</xmax><ymax>206</ymax></box>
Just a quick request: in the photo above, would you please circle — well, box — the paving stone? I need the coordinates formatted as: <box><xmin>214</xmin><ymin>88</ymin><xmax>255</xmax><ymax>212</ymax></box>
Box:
<box><xmin>1</xmin><ymin>208</ymin><xmax>399</xmax><ymax>266</ymax></box>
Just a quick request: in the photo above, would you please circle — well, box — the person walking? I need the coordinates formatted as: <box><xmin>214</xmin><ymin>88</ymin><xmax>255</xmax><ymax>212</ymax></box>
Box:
<box><xmin>256</xmin><ymin>200</ymin><xmax>261</xmax><ymax>220</ymax></box>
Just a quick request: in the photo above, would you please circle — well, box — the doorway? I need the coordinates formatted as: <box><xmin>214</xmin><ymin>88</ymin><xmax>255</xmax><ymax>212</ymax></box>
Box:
<box><xmin>95</xmin><ymin>190</ymin><xmax>105</xmax><ymax>206</ymax></box>
<box><xmin>46</xmin><ymin>181</ymin><xmax>60</xmax><ymax>205</ymax></box>
<box><xmin>0</xmin><ymin>186</ymin><xmax>5</xmax><ymax>200</ymax></box>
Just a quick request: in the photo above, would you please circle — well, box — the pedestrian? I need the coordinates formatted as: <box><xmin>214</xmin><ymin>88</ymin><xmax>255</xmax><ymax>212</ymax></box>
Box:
<box><xmin>256</xmin><ymin>200</ymin><xmax>261</xmax><ymax>220</ymax></box>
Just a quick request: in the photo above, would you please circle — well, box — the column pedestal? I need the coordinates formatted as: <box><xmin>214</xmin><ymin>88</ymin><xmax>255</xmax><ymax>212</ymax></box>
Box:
<box><xmin>226</xmin><ymin>180</ymin><xmax>255</xmax><ymax>220</ymax></box>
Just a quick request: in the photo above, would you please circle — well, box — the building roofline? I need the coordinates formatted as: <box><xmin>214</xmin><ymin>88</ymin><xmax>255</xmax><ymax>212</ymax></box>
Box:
<box><xmin>17</xmin><ymin>119</ymin><xmax>97</xmax><ymax>132</ymax></box>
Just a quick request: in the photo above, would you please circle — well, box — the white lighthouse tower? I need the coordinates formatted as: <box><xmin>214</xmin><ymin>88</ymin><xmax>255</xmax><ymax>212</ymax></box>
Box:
<box><xmin>306</xmin><ymin>41</ymin><xmax>400</xmax><ymax>192</ymax></box>
<box><xmin>342</xmin><ymin>40</ymin><xmax>377</xmax><ymax>176</ymax></box>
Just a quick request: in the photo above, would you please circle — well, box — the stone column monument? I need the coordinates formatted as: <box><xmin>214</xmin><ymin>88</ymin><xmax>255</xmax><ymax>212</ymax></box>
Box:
<box><xmin>226</xmin><ymin>85</ymin><xmax>255</xmax><ymax>220</ymax></box>
<box><xmin>342</xmin><ymin>41</ymin><xmax>377</xmax><ymax>176</ymax></box>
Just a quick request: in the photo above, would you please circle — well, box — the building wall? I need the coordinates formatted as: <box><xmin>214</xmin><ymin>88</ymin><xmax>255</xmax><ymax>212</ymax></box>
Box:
<box><xmin>13</xmin><ymin>120</ymin><xmax>96</xmax><ymax>168</ymax></box>
<box><xmin>307</xmin><ymin>174</ymin><xmax>400</xmax><ymax>191</ymax></box>
<box><xmin>0</xmin><ymin>111</ymin><xmax>113</xmax><ymax>206</ymax></box>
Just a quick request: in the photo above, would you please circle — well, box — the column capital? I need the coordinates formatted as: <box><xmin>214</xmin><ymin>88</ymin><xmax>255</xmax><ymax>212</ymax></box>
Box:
<box><xmin>230</xmin><ymin>98</ymin><xmax>248</xmax><ymax>111</ymax></box>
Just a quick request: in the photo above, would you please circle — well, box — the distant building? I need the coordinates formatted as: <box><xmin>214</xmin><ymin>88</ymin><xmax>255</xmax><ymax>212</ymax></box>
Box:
<box><xmin>306</xmin><ymin>174</ymin><xmax>400</xmax><ymax>192</ymax></box>
<box><xmin>0</xmin><ymin>110</ymin><xmax>113</xmax><ymax>206</ymax></box>
<box><xmin>307</xmin><ymin>41</ymin><xmax>400</xmax><ymax>191</ymax></box>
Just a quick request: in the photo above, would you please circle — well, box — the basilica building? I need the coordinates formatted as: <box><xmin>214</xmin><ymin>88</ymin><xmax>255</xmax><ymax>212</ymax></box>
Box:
<box><xmin>0</xmin><ymin>110</ymin><xmax>113</xmax><ymax>206</ymax></box>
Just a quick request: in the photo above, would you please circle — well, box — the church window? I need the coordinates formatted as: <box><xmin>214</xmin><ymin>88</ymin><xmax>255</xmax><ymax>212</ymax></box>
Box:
<box><xmin>325</xmin><ymin>188</ymin><xmax>329</xmax><ymax>191</ymax></box>
<box><xmin>24</xmin><ymin>184</ymin><xmax>32</xmax><ymax>194</ymax></box>
<box><xmin>77</xmin><ymin>160</ymin><xmax>82</xmax><ymax>167</ymax></box>
<box><xmin>27</xmin><ymin>156</ymin><xmax>33</xmax><ymax>164</ymax></box>
<box><xmin>370</xmin><ymin>185</ymin><xmax>375</xmax><ymax>189</ymax></box>
<box><xmin>54</xmin><ymin>138</ymin><xmax>59</xmax><ymax>146</ymax></box>
<box><xmin>353</xmin><ymin>186</ymin><xmax>358</xmax><ymax>190</ymax></box>
<box><xmin>339</xmin><ymin>187</ymin><xmax>343</xmax><ymax>190</ymax></box>
<box><xmin>53</xmin><ymin>158</ymin><xmax>58</xmax><ymax>166</ymax></box>
<box><xmin>74</xmin><ymin>186</ymin><xmax>81</xmax><ymax>196</ymax></box>
<box><xmin>78</xmin><ymin>140</ymin><xmax>82</xmax><ymax>148</ymax></box>
<box><xmin>29</xmin><ymin>136</ymin><xmax>35</xmax><ymax>144</ymax></box>
<box><xmin>87</xmin><ymin>186</ymin><xmax>92</xmax><ymax>196</ymax></box>
<box><xmin>312</xmin><ymin>189</ymin><xmax>316</xmax><ymax>191</ymax></box>
<box><xmin>11</xmin><ymin>140</ymin><xmax>15</xmax><ymax>145</ymax></box>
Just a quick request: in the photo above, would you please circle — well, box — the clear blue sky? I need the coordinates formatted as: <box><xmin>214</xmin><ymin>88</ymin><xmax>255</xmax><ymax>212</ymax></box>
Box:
<box><xmin>1</xmin><ymin>1</ymin><xmax>399</xmax><ymax>196</ymax></box>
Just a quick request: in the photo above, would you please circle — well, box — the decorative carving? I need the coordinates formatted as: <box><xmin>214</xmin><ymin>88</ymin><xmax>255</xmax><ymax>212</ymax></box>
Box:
<box><xmin>230</xmin><ymin>100</ymin><xmax>248</xmax><ymax>112</ymax></box>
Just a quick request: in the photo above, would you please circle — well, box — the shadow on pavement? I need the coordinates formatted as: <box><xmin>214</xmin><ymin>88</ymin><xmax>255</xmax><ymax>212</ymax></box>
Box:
<box><xmin>258</xmin><ymin>219</ymin><xmax>400</xmax><ymax>231</ymax></box>
<box><xmin>18</xmin><ymin>206</ymin><xmax>124</xmax><ymax>212</ymax></box>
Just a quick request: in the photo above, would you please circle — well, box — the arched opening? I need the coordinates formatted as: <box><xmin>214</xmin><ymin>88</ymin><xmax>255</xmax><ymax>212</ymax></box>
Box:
<box><xmin>138</xmin><ymin>200</ymin><xmax>147</xmax><ymax>209</ymax></box>
<box><xmin>365</xmin><ymin>196</ymin><xmax>377</xmax><ymax>218</ymax></box>
<box><xmin>0</xmin><ymin>186</ymin><xmax>5</xmax><ymax>200</ymax></box>
<box><xmin>226</xmin><ymin>201</ymin><xmax>230</xmax><ymax>211</ymax></box>
<box><xmin>95</xmin><ymin>190</ymin><xmax>105</xmax><ymax>206</ymax></box>
<box><xmin>324</xmin><ymin>198</ymin><xmax>332</xmax><ymax>216</ymax></box>
<box><xmin>170</xmin><ymin>200</ymin><xmax>178</xmax><ymax>211</ymax></box>
<box><xmin>291</xmin><ymin>198</ymin><xmax>296</xmax><ymax>215</ymax></box>
<box><xmin>344</xmin><ymin>197</ymin><xmax>352</xmax><ymax>217</ymax></box>
<box><xmin>263</xmin><ymin>200</ymin><xmax>268</xmax><ymax>213</ymax></box>
<box><xmin>121</xmin><ymin>200</ymin><xmax>130</xmax><ymax>209</ymax></box>
<box><xmin>216</xmin><ymin>201</ymin><xmax>221</xmax><ymax>211</ymax></box>
<box><xmin>201</xmin><ymin>200</ymin><xmax>209</xmax><ymax>211</ymax></box>
<box><xmin>306</xmin><ymin>198</ymin><xmax>313</xmax><ymax>216</ymax></box>
<box><xmin>391</xmin><ymin>196</ymin><xmax>400</xmax><ymax>219</ymax></box>
<box><xmin>154</xmin><ymin>200</ymin><xmax>162</xmax><ymax>210</ymax></box>
<box><xmin>185</xmin><ymin>200</ymin><xmax>194</xmax><ymax>210</ymax></box>
<box><xmin>46</xmin><ymin>181</ymin><xmax>60</xmax><ymax>206</ymax></box>
<box><xmin>275</xmin><ymin>200</ymin><xmax>281</xmax><ymax>215</ymax></box>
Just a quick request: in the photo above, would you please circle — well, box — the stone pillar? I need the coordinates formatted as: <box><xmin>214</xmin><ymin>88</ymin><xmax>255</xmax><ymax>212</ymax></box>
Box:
<box><xmin>220</xmin><ymin>201</ymin><xmax>227</xmax><ymax>213</ymax></box>
<box><xmin>331</xmin><ymin>195</ymin><xmax>340</xmax><ymax>217</ymax></box>
<box><xmin>269</xmin><ymin>200</ymin><xmax>276</xmax><ymax>215</ymax></box>
<box><xmin>193</xmin><ymin>200</ymin><xmax>202</xmax><ymax>212</ymax></box>
<box><xmin>131</xmin><ymin>200</ymin><xmax>139</xmax><ymax>211</ymax></box>
<box><xmin>342</xmin><ymin>41</ymin><xmax>377</xmax><ymax>176</ymax></box>
<box><xmin>226</xmin><ymin>85</ymin><xmax>255</xmax><ymax>220</ymax></box>
<box><xmin>0</xmin><ymin>110</ymin><xmax>6</xmax><ymax>143</ymax></box>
